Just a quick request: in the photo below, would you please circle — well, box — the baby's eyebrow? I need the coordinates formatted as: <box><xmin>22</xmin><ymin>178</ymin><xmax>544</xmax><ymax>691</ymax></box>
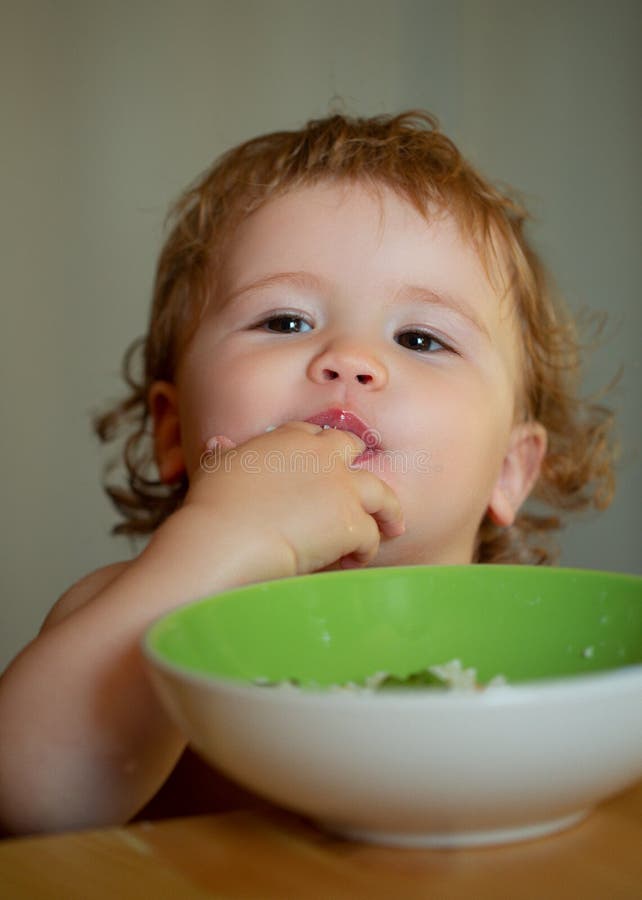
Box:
<box><xmin>222</xmin><ymin>271</ymin><xmax>489</xmax><ymax>340</ymax></box>
<box><xmin>223</xmin><ymin>271</ymin><xmax>328</xmax><ymax>306</ymax></box>
<box><xmin>394</xmin><ymin>284</ymin><xmax>489</xmax><ymax>338</ymax></box>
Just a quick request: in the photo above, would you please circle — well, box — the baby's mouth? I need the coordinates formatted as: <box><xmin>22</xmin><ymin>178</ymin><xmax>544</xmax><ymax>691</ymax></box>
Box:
<box><xmin>305</xmin><ymin>409</ymin><xmax>383</xmax><ymax>452</ymax></box>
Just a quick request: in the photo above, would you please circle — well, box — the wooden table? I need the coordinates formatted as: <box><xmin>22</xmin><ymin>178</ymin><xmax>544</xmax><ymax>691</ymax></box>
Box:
<box><xmin>2</xmin><ymin>781</ymin><xmax>641</xmax><ymax>899</ymax></box>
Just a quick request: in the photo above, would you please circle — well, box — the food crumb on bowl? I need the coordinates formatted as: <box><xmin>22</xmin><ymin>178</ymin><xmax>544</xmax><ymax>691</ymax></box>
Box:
<box><xmin>255</xmin><ymin>659</ymin><xmax>508</xmax><ymax>692</ymax></box>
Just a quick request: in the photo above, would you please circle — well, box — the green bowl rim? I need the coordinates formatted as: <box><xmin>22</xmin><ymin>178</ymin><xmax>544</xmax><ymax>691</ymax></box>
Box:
<box><xmin>142</xmin><ymin>564</ymin><xmax>642</xmax><ymax>700</ymax></box>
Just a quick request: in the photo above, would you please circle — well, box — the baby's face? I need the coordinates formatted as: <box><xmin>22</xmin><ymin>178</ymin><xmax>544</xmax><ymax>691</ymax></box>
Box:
<box><xmin>166</xmin><ymin>181</ymin><xmax>541</xmax><ymax>565</ymax></box>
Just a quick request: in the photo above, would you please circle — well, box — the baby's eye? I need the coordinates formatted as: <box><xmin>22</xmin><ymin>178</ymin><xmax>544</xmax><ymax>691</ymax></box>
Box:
<box><xmin>258</xmin><ymin>314</ymin><xmax>313</xmax><ymax>334</ymax></box>
<box><xmin>395</xmin><ymin>329</ymin><xmax>450</xmax><ymax>353</ymax></box>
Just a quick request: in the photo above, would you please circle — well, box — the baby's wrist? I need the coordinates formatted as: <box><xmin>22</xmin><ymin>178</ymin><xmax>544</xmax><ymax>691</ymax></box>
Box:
<box><xmin>145</xmin><ymin>507</ymin><xmax>297</xmax><ymax>598</ymax></box>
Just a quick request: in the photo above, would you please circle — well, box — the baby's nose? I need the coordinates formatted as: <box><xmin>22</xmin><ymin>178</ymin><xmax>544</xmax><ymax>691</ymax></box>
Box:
<box><xmin>307</xmin><ymin>342</ymin><xmax>388</xmax><ymax>389</ymax></box>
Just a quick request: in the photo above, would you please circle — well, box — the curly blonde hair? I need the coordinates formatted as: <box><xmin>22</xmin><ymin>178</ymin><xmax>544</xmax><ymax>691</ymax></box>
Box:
<box><xmin>95</xmin><ymin>111</ymin><xmax>616</xmax><ymax>564</ymax></box>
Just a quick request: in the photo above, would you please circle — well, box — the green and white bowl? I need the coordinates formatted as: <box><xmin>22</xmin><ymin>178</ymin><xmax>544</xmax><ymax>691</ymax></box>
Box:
<box><xmin>144</xmin><ymin>565</ymin><xmax>642</xmax><ymax>847</ymax></box>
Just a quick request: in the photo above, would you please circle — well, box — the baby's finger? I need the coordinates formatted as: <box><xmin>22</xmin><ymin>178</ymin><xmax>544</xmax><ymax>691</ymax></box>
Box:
<box><xmin>356</xmin><ymin>472</ymin><xmax>405</xmax><ymax>539</ymax></box>
<box><xmin>205</xmin><ymin>434</ymin><xmax>237</xmax><ymax>452</ymax></box>
<box><xmin>339</xmin><ymin>515</ymin><xmax>382</xmax><ymax>569</ymax></box>
<box><xmin>266</xmin><ymin>420</ymin><xmax>367</xmax><ymax>460</ymax></box>
<box><xmin>318</xmin><ymin>426</ymin><xmax>367</xmax><ymax>462</ymax></box>
<box><xmin>272</xmin><ymin>421</ymin><xmax>325</xmax><ymax>437</ymax></box>
<box><xmin>199</xmin><ymin>434</ymin><xmax>237</xmax><ymax>473</ymax></box>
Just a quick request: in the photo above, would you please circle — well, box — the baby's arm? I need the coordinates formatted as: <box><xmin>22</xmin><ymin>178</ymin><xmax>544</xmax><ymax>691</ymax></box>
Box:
<box><xmin>0</xmin><ymin>423</ymin><xmax>403</xmax><ymax>834</ymax></box>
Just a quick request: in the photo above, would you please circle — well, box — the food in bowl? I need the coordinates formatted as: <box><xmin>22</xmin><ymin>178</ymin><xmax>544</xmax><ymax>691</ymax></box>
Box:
<box><xmin>144</xmin><ymin>564</ymin><xmax>642</xmax><ymax>847</ymax></box>
<box><xmin>256</xmin><ymin>658</ymin><xmax>507</xmax><ymax>691</ymax></box>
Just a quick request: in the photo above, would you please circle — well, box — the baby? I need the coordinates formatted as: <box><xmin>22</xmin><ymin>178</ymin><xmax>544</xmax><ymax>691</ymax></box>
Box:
<box><xmin>0</xmin><ymin>111</ymin><xmax>615</xmax><ymax>835</ymax></box>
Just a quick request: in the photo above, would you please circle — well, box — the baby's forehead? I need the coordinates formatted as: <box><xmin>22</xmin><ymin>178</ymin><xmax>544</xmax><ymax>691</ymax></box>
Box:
<box><xmin>219</xmin><ymin>179</ymin><xmax>507</xmax><ymax>279</ymax></box>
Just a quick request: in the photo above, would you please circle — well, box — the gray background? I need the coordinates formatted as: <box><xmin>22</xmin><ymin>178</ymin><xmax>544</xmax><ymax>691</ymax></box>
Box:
<box><xmin>2</xmin><ymin>0</ymin><xmax>640</xmax><ymax>669</ymax></box>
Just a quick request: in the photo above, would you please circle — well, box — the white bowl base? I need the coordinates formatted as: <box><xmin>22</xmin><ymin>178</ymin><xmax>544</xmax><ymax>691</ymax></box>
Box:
<box><xmin>320</xmin><ymin>808</ymin><xmax>589</xmax><ymax>848</ymax></box>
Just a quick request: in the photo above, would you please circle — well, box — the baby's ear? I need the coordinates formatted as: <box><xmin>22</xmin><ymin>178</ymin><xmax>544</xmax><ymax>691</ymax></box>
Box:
<box><xmin>487</xmin><ymin>422</ymin><xmax>547</xmax><ymax>527</ymax></box>
<box><xmin>149</xmin><ymin>381</ymin><xmax>186</xmax><ymax>484</ymax></box>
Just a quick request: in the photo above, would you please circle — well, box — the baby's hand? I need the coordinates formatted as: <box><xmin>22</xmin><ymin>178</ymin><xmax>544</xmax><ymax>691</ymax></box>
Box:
<box><xmin>182</xmin><ymin>421</ymin><xmax>405</xmax><ymax>578</ymax></box>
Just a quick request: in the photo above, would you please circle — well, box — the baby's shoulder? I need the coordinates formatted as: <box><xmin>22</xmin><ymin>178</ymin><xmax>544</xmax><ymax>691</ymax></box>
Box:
<box><xmin>42</xmin><ymin>560</ymin><xmax>131</xmax><ymax>630</ymax></box>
